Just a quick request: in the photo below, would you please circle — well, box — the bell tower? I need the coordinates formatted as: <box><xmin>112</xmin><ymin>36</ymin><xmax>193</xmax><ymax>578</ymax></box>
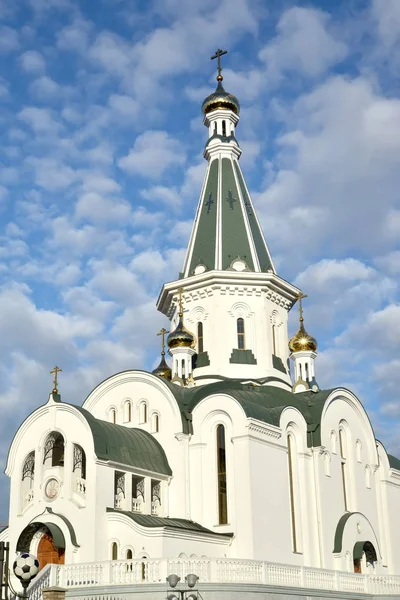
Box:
<box><xmin>157</xmin><ymin>50</ymin><xmax>301</xmax><ymax>388</ymax></box>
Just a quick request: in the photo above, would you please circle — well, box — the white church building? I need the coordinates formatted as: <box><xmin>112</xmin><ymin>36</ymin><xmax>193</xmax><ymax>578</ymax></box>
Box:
<box><xmin>2</xmin><ymin>52</ymin><xmax>400</xmax><ymax>599</ymax></box>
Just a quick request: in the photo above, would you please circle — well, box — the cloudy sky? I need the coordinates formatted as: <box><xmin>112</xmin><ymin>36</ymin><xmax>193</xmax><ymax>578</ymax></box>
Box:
<box><xmin>0</xmin><ymin>0</ymin><xmax>399</xmax><ymax>523</ymax></box>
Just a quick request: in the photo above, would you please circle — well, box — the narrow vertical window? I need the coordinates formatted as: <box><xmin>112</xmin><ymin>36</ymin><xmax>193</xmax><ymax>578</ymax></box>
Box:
<box><xmin>198</xmin><ymin>322</ymin><xmax>204</xmax><ymax>353</ymax></box>
<box><xmin>111</xmin><ymin>542</ymin><xmax>118</xmax><ymax>560</ymax></box>
<box><xmin>217</xmin><ymin>424</ymin><xmax>228</xmax><ymax>525</ymax></box>
<box><xmin>339</xmin><ymin>429</ymin><xmax>349</xmax><ymax>511</ymax></box>
<box><xmin>237</xmin><ymin>318</ymin><xmax>245</xmax><ymax>350</ymax></box>
<box><xmin>222</xmin><ymin>120</ymin><xmax>226</xmax><ymax>136</ymax></box>
<box><xmin>287</xmin><ymin>434</ymin><xmax>299</xmax><ymax>552</ymax></box>
<box><xmin>126</xmin><ymin>549</ymin><xmax>133</xmax><ymax>560</ymax></box>
<box><xmin>110</xmin><ymin>409</ymin><xmax>116</xmax><ymax>424</ymax></box>
<box><xmin>140</xmin><ymin>403</ymin><xmax>147</xmax><ymax>423</ymax></box>
<box><xmin>154</xmin><ymin>414</ymin><xmax>159</xmax><ymax>433</ymax></box>
<box><xmin>127</xmin><ymin>402</ymin><xmax>131</xmax><ymax>422</ymax></box>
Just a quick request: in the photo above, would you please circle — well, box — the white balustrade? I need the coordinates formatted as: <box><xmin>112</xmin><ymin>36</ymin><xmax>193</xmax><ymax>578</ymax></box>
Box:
<box><xmin>27</xmin><ymin>557</ymin><xmax>400</xmax><ymax>598</ymax></box>
<box><xmin>76</xmin><ymin>478</ymin><xmax>86</xmax><ymax>496</ymax></box>
<box><xmin>131</xmin><ymin>498</ymin><xmax>142</xmax><ymax>512</ymax></box>
<box><xmin>24</xmin><ymin>488</ymin><xmax>34</xmax><ymax>505</ymax></box>
<box><xmin>151</xmin><ymin>500</ymin><xmax>160</xmax><ymax>515</ymax></box>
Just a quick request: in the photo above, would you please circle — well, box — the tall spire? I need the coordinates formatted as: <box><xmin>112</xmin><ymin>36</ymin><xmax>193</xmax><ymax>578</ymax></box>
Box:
<box><xmin>157</xmin><ymin>52</ymin><xmax>301</xmax><ymax>387</ymax></box>
<box><xmin>182</xmin><ymin>50</ymin><xmax>274</xmax><ymax>278</ymax></box>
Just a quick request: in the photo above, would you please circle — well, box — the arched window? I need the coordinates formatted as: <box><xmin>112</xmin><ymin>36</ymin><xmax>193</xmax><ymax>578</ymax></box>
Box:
<box><xmin>153</xmin><ymin>414</ymin><xmax>159</xmax><ymax>433</ymax></box>
<box><xmin>365</xmin><ymin>465</ymin><xmax>371</xmax><ymax>489</ymax></box>
<box><xmin>216</xmin><ymin>424</ymin><xmax>228</xmax><ymax>525</ymax></box>
<box><xmin>287</xmin><ymin>434</ymin><xmax>301</xmax><ymax>552</ymax></box>
<box><xmin>110</xmin><ymin>408</ymin><xmax>116</xmax><ymax>424</ymax></box>
<box><xmin>140</xmin><ymin>402</ymin><xmax>147</xmax><ymax>423</ymax></box>
<box><xmin>111</xmin><ymin>542</ymin><xmax>118</xmax><ymax>560</ymax></box>
<box><xmin>126</xmin><ymin>549</ymin><xmax>133</xmax><ymax>560</ymax></box>
<box><xmin>222</xmin><ymin>120</ymin><xmax>226</xmax><ymax>136</ymax></box>
<box><xmin>43</xmin><ymin>432</ymin><xmax>64</xmax><ymax>467</ymax></box>
<box><xmin>73</xmin><ymin>444</ymin><xmax>86</xmax><ymax>480</ymax></box>
<box><xmin>124</xmin><ymin>401</ymin><xmax>132</xmax><ymax>423</ymax></box>
<box><xmin>21</xmin><ymin>451</ymin><xmax>35</xmax><ymax>506</ymax></box>
<box><xmin>198</xmin><ymin>322</ymin><xmax>204</xmax><ymax>353</ymax></box>
<box><xmin>237</xmin><ymin>318</ymin><xmax>245</xmax><ymax>350</ymax></box>
<box><xmin>22</xmin><ymin>451</ymin><xmax>35</xmax><ymax>482</ymax></box>
<box><xmin>339</xmin><ymin>428</ymin><xmax>349</xmax><ymax>511</ymax></box>
<box><xmin>356</xmin><ymin>439</ymin><xmax>362</xmax><ymax>463</ymax></box>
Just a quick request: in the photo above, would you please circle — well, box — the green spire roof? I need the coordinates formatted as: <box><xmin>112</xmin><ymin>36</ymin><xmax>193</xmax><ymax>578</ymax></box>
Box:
<box><xmin>182</xmin><ymin>155</ymin><xmax>275</xmax><ymax>277</ymax></box>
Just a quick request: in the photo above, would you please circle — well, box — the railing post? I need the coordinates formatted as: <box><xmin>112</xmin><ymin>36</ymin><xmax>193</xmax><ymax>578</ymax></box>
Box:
<box><xmin>364</xmin><ymin>574</ymin><xmax>369</xmax><ymax>593</ymax></box>
<box><xmin>106</xmin><ymin>561</ymin><xmax>113</xmax><ymax>585</ymax></box>
<box><xmin>158</xmin><ymin>558</ymin><xmax>168</xmax><ymax>584</ymax></box>
<box><xmin>49</xmin><ymin>565</ymin><xmax>59</xmax><ymax>588</ymax></box>
<box><xmin>299</xmin><ymin>565</ymin><xmax>305</xmax><ymax>588</ymax></box>
<box><xmin>334</xmin><ymin>569</ymin><xmax>339</xmax><ymax>591</ymax></box>
<box><xmin>209</xmin><ymin>558</ymin><xmax>218</xmax><ymax>583</ymax></box>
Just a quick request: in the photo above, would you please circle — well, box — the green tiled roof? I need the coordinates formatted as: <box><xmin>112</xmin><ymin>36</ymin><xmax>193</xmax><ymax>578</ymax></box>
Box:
<box><xmin>160</xmin><ymin>378</ymin><xmax>333</xmax><ymax>447</ymax></box>
<box><xmin>106</xmin><ymin>508</ymin><xmax>232</xmax><ymax>536</ymax></box>
<box><xmin>388</xmin><ymin>454</ymin><xmax>400</xmax><ymax>471</ymax></box>
<box><xmin>70</xmin><ymin>405</ymin><xmax>172</xmax><ymax>476</ymax></box>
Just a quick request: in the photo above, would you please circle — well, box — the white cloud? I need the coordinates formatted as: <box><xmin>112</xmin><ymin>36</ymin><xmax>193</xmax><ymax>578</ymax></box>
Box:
<box><xmin>19</xmin><ymin>50</ymin><xmax>46</xmax><ymax>73</ymax></box>
<box><xmin>57</xmin><ymin>19</ymin><xmax>91</xmax><ymax>52</ymax></box>
<box><xmin>18</xmin><ymin>106</ymin><xmax>61</xmax><ymax>134</ymax></box>
<box><xmin>259</xmin><ymin>6</ymin><xmax>347</xmax><ymax>79</ymax></box>
<box><xmin>118</xmin><ymin>130</ymin><xmax>186</xmax><ymax>179</ymax></box>
<box><xmin>372</xmin><ymin>0</ymin><xmax>400</xmax><ymax>47</ymax></box>
<box><xmin>0</xmin><ymin>26</ymin><xmax>19</xmax><ymax>53</ymax></box>
<box><xmin>30</xmin><ymin>76</ymin><xmax>62</xmax><ymax>99</ymax></box>
<box><xmin>140</xmin><ymin>186</ymin><xmax>181</xmax><ymax>209</ymax></box>
<box><xmin>75</xmin><ymin>192</ymin><xmax>131</xmax><ymax>224</ymax></box>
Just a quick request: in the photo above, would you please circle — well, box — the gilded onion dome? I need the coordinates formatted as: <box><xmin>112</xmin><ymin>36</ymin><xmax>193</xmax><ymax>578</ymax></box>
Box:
<box><xmin>167</xmin><ymin>316</ymin><xmax>196</xmax><ymax>349</ymax></box>
<box><xmin>289</xmin><ymin>319</ymin><xmax>318</xmax><ymax>353</ymax></box>
<box><xmin>152</xmin><ymin>353</ymin><xmax>172</xmax><ymax>381</ymax></box>
<box><xmin>202</xmin><ymin>80</ymin><xmax>240</xmax><ymax>116</ymax></box>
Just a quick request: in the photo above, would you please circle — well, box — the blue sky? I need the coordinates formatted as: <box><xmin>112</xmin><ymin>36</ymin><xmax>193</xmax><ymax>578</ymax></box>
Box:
<box><xmin>0</xmin><ymin>0</ymin><xmax>400</xmax><ymax>523</ymax></box>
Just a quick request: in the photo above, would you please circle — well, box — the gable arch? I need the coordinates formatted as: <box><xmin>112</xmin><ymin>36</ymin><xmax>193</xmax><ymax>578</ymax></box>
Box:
<box><xmin>280</xmin><ymin>407</ymin><xmax>308</xmax><ymax>453</ymax></box>
<box><xmin>320</xmin><ymin>389</ymin><xmax>378</xmax><ymax>465</ymax></box>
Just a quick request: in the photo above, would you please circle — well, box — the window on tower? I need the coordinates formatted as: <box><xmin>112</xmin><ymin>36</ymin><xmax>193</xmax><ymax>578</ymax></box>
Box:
<box><xmin>339</xmin><ymin>428</ymin><xmax>349</xmax><ymax>511</ymax></box>
<box><xmin>217</xmin><ymin>424</ymin><xmax>228</xmax><ymax>525</ymax></box>
<box><xmin>43</xmin><ymin>432</ymin><xmax>65</xmax><ymax>467</ymax></box>
<box><xmin>287</xmin><ymin>433</ymin><xmax>301</xmax><ymax>553</ymax></box>
<box><xmin>222</xmin><ymin>120</ymin><xmax>226</xmax><ymax>136</ymax></box>
<box><xmin>198</xmin><ymin>322</ymin><xmax>204</xmax><ymax>353</ymax></box>
<box><xmin>237</xmin><ymin>318</ymin><xmax>245</xmax><ymax>350</ymax></box>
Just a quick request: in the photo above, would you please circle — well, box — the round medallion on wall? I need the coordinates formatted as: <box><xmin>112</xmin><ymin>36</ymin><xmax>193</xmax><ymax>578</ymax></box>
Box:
<box><xmin>44</xmin><ymin>478</ymin><xmax>60</xmax><ymax>500</ymax></box>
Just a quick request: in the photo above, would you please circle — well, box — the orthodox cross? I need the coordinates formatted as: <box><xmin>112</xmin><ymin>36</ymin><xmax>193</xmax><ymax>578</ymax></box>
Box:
<box><xmin>296</xmin><ymin>292</ymin><xmax>308</xmax><ymax>322</ymax></box>
<box><xmin>226</xmin><ymin>189</ymin><xmax>236</xmax><ymax>210</ymax></box>
<box><xmin>157</xmin><ymin>328</ymin><xmax>169</xmax><ymax>354</ymax></box>
<box><xmin>205</xmin><ymin>192</ymin><xmax>214</xmax><ymax>213</ymax></box>
<box><xmin>50</xmin><ymin>365</ymin><xmax>62</xmax><ymax>394</ymax></box>
<box><xmin>211</xmin><ymin>48</ymin><xmax>227</xmax><ymax>80</ymax></box>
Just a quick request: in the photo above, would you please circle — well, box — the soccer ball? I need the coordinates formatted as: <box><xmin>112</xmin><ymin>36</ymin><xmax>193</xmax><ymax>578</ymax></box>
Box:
<box><xmin>13</xmin><ymin>553</ymin><xmax>40</xmax><ymax>584</ymax></box>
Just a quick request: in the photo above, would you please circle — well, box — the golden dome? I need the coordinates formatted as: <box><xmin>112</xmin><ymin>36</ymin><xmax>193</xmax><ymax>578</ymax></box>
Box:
<box><xmin>167</xmin><ymin>316</ymin><xmax>196</xmax><ymax>349</ymax></box>
<box><xmin>152</xmin><ymin>353</ymin><xmax>172</xmax><ymax>381</ymax></box>
<box><xmin>289</xmin><ymin>320</ymin><xmax>317</xmax><ymax>353</ymax></box>
<box><xmin>202</xmin><ymin>81</ymin><xmax>240</xmax><ymax>116</ymax></box>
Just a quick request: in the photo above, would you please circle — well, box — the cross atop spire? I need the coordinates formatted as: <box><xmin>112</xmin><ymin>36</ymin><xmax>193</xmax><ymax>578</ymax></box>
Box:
<box><xmin>211</xmin><ymin>48</ymin><xmax>227</xmax><ymax>81</ymax></box>
<box><xmin>50</xmin><ymin>365</ymin><xmax>62</xmax><ymax>394</ymax></box>
<box><xmin>157</xmin><ymin>327</ymin><xmax>169</xmax><ymax>355</ymax></box>
<box><xmin>296</xmin><ymin>292</ymin><xmax>308</xmax><ymax>323</ymax></box>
